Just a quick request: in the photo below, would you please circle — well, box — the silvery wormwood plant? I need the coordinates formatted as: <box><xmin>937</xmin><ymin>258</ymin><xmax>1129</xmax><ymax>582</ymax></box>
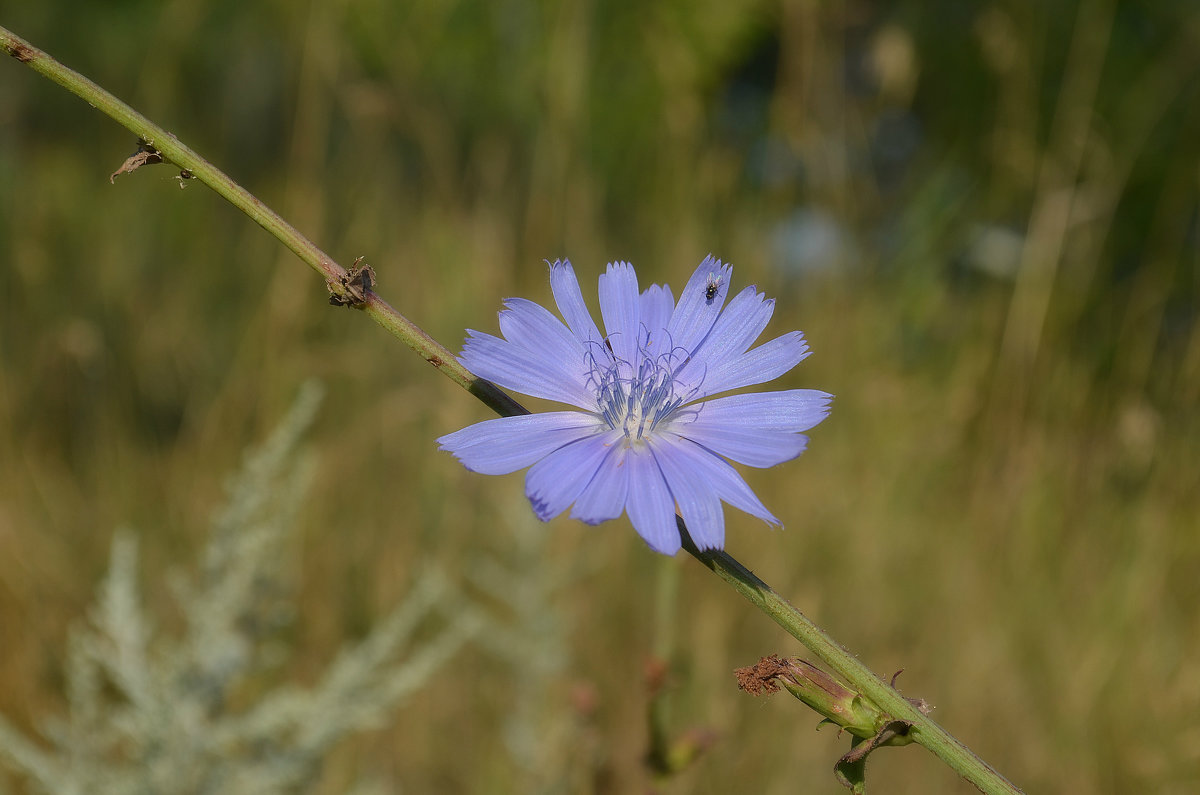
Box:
<box><xmin>0</xmin><ymin>384</ymin><xmax>484</xmax><ymax>795</ymax></box>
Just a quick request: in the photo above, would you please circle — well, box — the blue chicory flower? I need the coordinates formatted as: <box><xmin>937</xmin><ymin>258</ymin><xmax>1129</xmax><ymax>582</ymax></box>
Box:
<box><xmin>438</xmin><ymin>256</ymin><xmax>831</xmax><ymax>555</ymax></box>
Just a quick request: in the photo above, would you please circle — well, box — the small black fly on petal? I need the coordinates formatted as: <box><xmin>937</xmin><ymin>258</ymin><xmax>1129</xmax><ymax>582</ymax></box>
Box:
<box><xmin>704</xmin><ymin>273</ymin><xmax>721</xmax><ymax>304</ymax></box>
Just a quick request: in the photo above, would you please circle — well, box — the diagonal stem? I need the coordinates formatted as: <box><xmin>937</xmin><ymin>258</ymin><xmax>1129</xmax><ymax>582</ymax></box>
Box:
<box><xmin>0</xmin><ymin>25</ymin><xmax>524</xmax><ymax>421</ymax></box>
<box><xmin>681</xmin><ymin>528</ymin><xmax>1020</xmax><ymax>793</ymax></box>
<box><xmin>2</xmin><ymin>23</ymin><xmax>1019</xmax><ymax>794</ymax></box>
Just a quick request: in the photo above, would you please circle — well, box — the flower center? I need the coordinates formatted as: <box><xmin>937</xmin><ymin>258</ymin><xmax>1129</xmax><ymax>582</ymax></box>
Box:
<box><xmin>588</xmin><ymin>341</ymin><xmax>693</xmax><ymax>444</ymax></box>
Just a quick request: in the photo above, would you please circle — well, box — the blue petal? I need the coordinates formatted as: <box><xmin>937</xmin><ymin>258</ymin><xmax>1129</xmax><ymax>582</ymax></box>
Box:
<box><xmin>691</xmin><ymin>390</ymin><xmax>833</xmax><ymax>432</ymax></box>
<box><xmin>461</xmin><ymin>330</ymin><xmax>596</xmax><ymax>409</ymax></box>
<box><xmin>570</xmin><ymin>438</ymin><xmax>631</xmax><ymax>524</ymax></box>
<box><xmin>525</xmin><ymin>433</ymin><xmax>615</xmax><ymax>521</ymax></box>
<box><xmin>672</xmin><ymin>391</ymin><xmax>830</xmax><ymax>467</ymax></box>
<box><xmin>653</xmin><ymin>434</ymin><xmax>781</xmax><ymax>526</ymax></box>
<box><xmin>498</xmin><ymin>297</ymin><xmax>590</xmax><ymax>385</ymax></box>
<box><xmin>666</xmin><ymin>255</ymin><xmax>731</xmax><ymax>355</ymax></box>
<box><xmin>694</xmin><ymin>331</ymin><xmax>812</xmax><ymax>398</ymax></box>
<box><xmin>672</xmin><ymin>286</ymin><xmax>773</xmax><ymax>394</ymax></box>
<box><xmin>677</xmin><ymin>425</ymin><xmax>807</xmax><ymax>468</ymax></box>
<box><xmin>703</xmin><ymin>287</ymin><xmax>773</xmax><ymax>359</ymax></box>
<box><xmin>624</xmin><ymin>449</ymin><xmax>681</xmax><ymax>555</ymax></box>
<box><xmin>650</xmin><ymin>438</ymin><xmax>725</xmax><ymax>550</ymax></box>
<box><xmin>549</xmin><ymin>259</ymin><xmax>605</xmax><ymax>350</ymax></box>
<box><xmin>598</xmin><ymin>262</ymin><xmax>641</xmax><ymax>365</ymax></box>
<box><xmin>437</xmin><ymin>412</ymin><xmax>599</xmax><ymax>475</ymax></box>
<box><xmin>638</xmin><ymin>283</ymin><xmax>675</xmax><ymax>360</ymax></box>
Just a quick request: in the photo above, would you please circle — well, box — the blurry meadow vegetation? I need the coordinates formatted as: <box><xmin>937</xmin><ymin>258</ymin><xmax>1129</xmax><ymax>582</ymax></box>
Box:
<box><xmin>1</xmin><ymin>0</ymin><xmax>1198</xmax><ymax>792</ymax></box>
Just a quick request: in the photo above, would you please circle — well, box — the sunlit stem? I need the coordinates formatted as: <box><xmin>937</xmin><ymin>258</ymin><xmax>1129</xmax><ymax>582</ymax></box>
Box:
<box><xmin>0</xmin><ymin>25</ymin><xmax>524</xmax><ymax>421</ymax></box>
<box><xmin>681</xmin><ymin>525</ymin><xmax>1021</xmax><ymax>794</ymax></box>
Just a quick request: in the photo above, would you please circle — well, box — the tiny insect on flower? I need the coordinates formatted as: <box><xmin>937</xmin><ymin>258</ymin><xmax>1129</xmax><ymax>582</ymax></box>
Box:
<box><xmin>437</xmin><ymin>255</ymin><xmax>831</xmax><ymax>555</ymax></box>
<box><xmin>704</xmin><ymin>272</ymin><xmax>722</xmax><ymax>303</ymax></box>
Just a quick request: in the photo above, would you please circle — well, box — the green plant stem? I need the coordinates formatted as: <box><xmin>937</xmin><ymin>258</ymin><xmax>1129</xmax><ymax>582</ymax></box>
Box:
<box><xmin>361</xmin><ymin>294</ymin><xmax>529</xmax><ymax>418</ymax></box>
<box><xmin>681</xmin><ymin>531</ymin><xmax>1020</xmax><ymax>793</ymax></box>
<box><xmin>2</xmin><ymin>24</ymin><xmax>1019</xmax><ymax>794</ymax></box>
<box><xmin>0</xmin><ymin>25</ymin><xmax>523</xmax><ymax>422</ymax></box>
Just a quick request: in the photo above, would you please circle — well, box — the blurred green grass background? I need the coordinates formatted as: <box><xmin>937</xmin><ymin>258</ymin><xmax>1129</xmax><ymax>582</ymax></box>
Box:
<box><xmin>2</xmin><ymin>0</ymin><xmax>1199</xmax><ymax>792</ymax></box>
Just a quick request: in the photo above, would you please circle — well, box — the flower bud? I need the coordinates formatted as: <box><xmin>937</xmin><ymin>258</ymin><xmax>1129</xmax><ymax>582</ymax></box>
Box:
<box><xmin>736</xmin><ymin>655</ymin><xmax>888</xmax><ymax>740</ymax></box>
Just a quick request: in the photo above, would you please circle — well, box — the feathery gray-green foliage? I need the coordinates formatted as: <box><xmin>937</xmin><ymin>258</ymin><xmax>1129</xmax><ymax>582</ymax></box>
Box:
<box><xmin>467</xmin><ymin>496</ymin><xmax>589</xmax><ymax>794</ymax></box>
<box><xmin>0</xmin><ymin>383</ymin><xmax>483</xmax><ymax>795</ymax></box>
